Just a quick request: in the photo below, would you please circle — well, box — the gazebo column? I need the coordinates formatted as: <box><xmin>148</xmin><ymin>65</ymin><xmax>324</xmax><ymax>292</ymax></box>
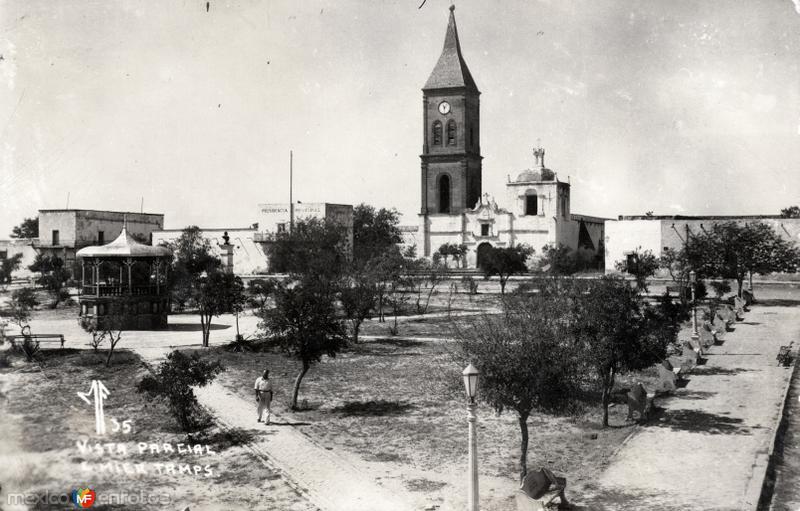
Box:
<box><xmin>94</xmin><ymin>260</ymin><xmax>100</xmax><ymax>296</ymax></box>
<box><xmin>81</xmin><ymin>261</ymin><xmax>85</xmax><ymax>290</ymax></box>
<box><xmin>155</xmin><ymin>260</ymin><xmax>160</xmax><ymax>294</ymax></box>
<box><xmin>125</xmin><ymin>258</ymin><xmax>133</xmax><ymax>295</ymax></box>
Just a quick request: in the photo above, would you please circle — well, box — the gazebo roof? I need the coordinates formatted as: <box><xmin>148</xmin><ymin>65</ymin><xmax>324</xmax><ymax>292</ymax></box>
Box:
<box><xmin>76</xmin><ymin>227</ymin><xmax>172</xmax><ymax>259</ymax></box>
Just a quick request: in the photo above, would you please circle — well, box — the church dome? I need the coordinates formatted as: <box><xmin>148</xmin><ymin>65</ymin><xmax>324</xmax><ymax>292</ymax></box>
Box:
<box><xmin>515</xmin><ymin>167</ymin><xmax>555</xmax><ymax>182</ymax></box>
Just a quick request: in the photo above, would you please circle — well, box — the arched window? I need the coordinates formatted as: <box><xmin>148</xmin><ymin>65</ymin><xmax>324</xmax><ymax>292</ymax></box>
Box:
<box><xmin>446</xmin><ymin>120</ymin><xmax>457</xmax><ymax>145</ymax></box>
<box><xmin>525</xmin><ymin>194</ymin><xmax>538</xmax><ymax>216</ymax></box>
<box><xmin>438</xmin><ymin>175</ymin><xmax>451</xmax><ymax>213</ymax></box>
<box><xmin>469</xmin><ymin>126</ymin><xmax>474</xmax><ymax>147</ymax></box>
<box><xmin>432</xmin><ymin>121</ymin><xmax>442</xmax><ymax>146</ymax></box>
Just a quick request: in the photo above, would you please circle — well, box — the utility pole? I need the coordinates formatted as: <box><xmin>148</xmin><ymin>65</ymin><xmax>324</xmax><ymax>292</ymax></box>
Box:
<box><xmin>289</xmin><ymin>150</ymin><xmax>294</xmax><ymax>234</ymax></box>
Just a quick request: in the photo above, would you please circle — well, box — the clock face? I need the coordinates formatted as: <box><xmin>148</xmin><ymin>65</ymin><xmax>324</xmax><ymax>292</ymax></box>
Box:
<box><xmin>438</xmin><ymin>101</ymin><xmax>451</xmax><ymax>115</ymax></box>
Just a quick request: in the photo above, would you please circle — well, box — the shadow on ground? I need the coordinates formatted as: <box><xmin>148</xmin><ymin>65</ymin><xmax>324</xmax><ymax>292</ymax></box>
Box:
<box><xmin>167</xmin><ymin>323</ymin><xmax>230</xmax><ymax>332</ymax></box>
<box><xmin>648</xmin><ymin>408</ymin><xmax>751</xmax><ymax>435</ymax></box>
<box><xmin>331</xmin><ymin>399</ymin><xmax>415</xmax><ymax>416</ymax></box>
<box><xmin>690</xmin><ymin>366</ymin><xmax>755</xmax><ymax>376</ymax></box>
<box><xmin>755</xmin><ymin>298</ymin><xmax>800</xmax><ymax>307</ymax></box>
<box><xmin>580</xmin><ymin>483</ymin><xmax>688</xmax><ymax>511</ymax></box>
<box><xmin>670</xmin><ymin>389</ymin><xmax>716</xmax><ymax>401</ymax></box>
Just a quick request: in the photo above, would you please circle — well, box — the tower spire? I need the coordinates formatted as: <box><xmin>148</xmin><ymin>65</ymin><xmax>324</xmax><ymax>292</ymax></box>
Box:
<box><xmin>423</xmin><ymin>5</ymin><xmax>479</xmax><ymax>92</ymax></box>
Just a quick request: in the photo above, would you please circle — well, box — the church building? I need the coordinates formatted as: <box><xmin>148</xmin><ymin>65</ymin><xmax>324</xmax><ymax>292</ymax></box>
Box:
<box><xmin>403</xmin><ymin>6</ymin><xmax>606</xmax><ymax>269</ymax></box>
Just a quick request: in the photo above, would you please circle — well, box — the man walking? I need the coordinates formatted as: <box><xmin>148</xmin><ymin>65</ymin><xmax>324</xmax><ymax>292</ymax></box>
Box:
<box><xmin>254</xmin><ymin>369</ymin><xmax>273</xmax><ymax>424</ymax></box>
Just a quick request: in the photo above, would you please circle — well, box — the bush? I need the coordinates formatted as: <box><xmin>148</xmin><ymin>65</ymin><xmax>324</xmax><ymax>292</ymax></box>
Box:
<box><xmin>137</xmin><ymin>351</ymin><xmax>224</xmax><ymax>432</ymax></box>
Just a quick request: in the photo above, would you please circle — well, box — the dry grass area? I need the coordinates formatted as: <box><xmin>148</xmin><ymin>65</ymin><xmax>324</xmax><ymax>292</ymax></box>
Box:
<box><xmin>198</xmin><ymin>324</ymin><xmax>658</xmax><ymax>509</ymax></box>
<box><xmin>0</xmin><ymin>347</ymin><xmax>315</xmax><ymax>511</ymax></box>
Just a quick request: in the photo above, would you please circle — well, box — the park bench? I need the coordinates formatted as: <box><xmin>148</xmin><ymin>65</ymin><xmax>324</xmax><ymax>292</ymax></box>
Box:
<box><xmin>656</xmin><ymin>359</ymin><xmax>682</xmax><ymax>393</ymax></box>
<box><xmin>6</xmin><ymin>334</ymin><xmax>66</xmax><ymax>349</ymax></box>
<box><xmin>688</xmin><ymin>337</ymin><xmax>706</xmax><ymax>356</ymax></box>
<box><xmin>626</xmin><ymin>382</ymin><xmax>656</xmax><ymax>422</ymax></box>
<box><xmin>717</xmin><ymin>305</ymin><xmax>737</xmax><ymax>324</ymax></box>
<box><xmin>712</xmin><ymin>314</ymin><xmax>729</xmax><ymax>335</ymax></box>
<box><xmin>681</xmin><ymin>341</ymin><xmax>701</xmax><ymax>372</ymax></box>
<box><xmin>733</xmin><ymin>296</ymin><xmax>746</xmax><ymax>316</ymax></box>
<box><xmin>515</xmin><ymin>467</ymin><xmax>570</xmax><ymax>510</ymax></box>
<box><xmin>699</xmin><ymin>323</ymin><xmax>716</xmax><ymax>348</ymax></box>
<box><xmin>777</xmin><ymin>342</ymin><xmax>794</xmax><ymax>367</ymax></box>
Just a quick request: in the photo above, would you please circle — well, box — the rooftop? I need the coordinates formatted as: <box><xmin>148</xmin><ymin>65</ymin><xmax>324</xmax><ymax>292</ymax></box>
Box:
<box><xmin>76</xmin><ymin>227</ymin><xmax>172</xmax><ymax>259</ymax></box>
<box><xmin>618</xmin><ymin>214</ymin><xmax>793</xmax><ymax>221</ymax></box>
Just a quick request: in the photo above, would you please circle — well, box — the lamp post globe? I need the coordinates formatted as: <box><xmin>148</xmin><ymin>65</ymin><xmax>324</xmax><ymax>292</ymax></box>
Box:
<box><xmin>462</xmin><ymin>363</ymin><xmax>480</xmax><ymax>402</ymax></box>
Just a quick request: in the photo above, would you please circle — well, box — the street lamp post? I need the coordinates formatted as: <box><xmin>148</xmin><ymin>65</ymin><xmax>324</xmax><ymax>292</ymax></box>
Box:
<box><xmin>462</xmin><ymin>363</ymin><xmax>480</xmax><ymax>511</ymax></box>
<box><xmin>690</xmin><ymin>270</ymin><xmax>699</xmax><ymax>342</ymax></box>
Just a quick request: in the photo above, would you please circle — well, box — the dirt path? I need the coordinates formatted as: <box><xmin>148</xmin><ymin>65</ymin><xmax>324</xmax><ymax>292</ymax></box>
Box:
<box><xmin>594</xmin><ymin>306</ymin><xmax>799</xmax><ymax>510</ymax></box>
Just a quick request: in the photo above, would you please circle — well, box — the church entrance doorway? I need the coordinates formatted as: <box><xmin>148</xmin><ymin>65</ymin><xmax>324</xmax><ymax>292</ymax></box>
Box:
<box><xmin>476</xmin><ymin>242</ymin><xmax>492</xmax><ymax>269</ymax></box>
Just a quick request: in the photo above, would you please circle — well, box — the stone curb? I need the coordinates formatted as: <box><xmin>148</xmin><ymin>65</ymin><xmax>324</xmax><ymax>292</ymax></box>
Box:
<box><xmin>745</xmin><ymin>350</ymin><xmax>798</xmax><ymax>510</ymax></box>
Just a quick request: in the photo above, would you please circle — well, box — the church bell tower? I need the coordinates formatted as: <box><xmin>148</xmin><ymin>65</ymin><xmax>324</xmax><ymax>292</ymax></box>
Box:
<box><xmin>420</xmin><ymin>5</ymin><xmax>482</xmax><ymax>217</ymax></box>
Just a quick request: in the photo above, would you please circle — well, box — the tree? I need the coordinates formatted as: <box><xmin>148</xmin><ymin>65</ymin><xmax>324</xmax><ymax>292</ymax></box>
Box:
<box><xmin>410</xmin><ymin>257</ymin><xmax>447</xmax><ymax>314</ymax></box>
<box><xmin>268</xmin><ymin>218</ymin><xmax>349</xmax><ymax>282</ymax></box>
<box><xmin>168</xmin><ymin>226</ymin><xmax>222</xmax><ymax>311</ymax></box>
<box><xmin>0</xmin><ymin>253</ymin><xmax>23</xmax><ymax>288</ymax></box>
<box><xmin>258</xmin><ymin>279</ymin><xmax>347</xmax><ymax>410</ymax></box>
<box><xmin>10</xmin><ymin>217</ymin><xmax>38</xmax><ymax>239</ymax></box>
<box><xmin>479</xmin><ymin>244</ymin><xmax>533</xmax><ymax>294</ymax></box>
<box><xmin>352</xmin><ymin>204</ymin><xmax>402</xmax><ymax>266</ymax></box>
<box><xmin>247</xmin><ymin>278</ymin><xmax>275</xmax><ymax>310</ymax></box>
<box><xmin>780</xmin><ymin>205</ymin><xmax>800</xmax><ymax>218</ymax></box>
<box><xmin>340</xmin><ymin>269</ymin><xmax>378</xmax><ymax>343</ymax></box>
<box><xmin>29</xmin><ymin>254</ymin><xmax>70</xmax><ymax>308</ymax></box>
<box><xmin>137</xmin><ymin>350</ymin><xmax>224</xmax><ymax>431</ymax></box>
<box><xmin>455</xmin><ymin>278</ymin><xmax>584</xmax><ymax>480</ymax></box>
<box><xmin>196</xmin><ymin>271</ymin><xmax>244</xmax><ymax>347</ymax></box>
<box><xmin>698</xmin><ymin>222</ymin><xmax>800</xmax><ymax>297</ymax></box>
<box><xmin>614</xmin><ymin>247</ymin><xmax>659</xmax><ymax>292</ymax></box>
<box><xmin>436</xmin><ymin>242</ymin><xmax>468</xmax><ymax>269</ymax></box>
<box><xmin>574</xmin><ymin>276</ymin><xmax>680</xmax><ymax>427</ymax></box>
<box><xmin>3</xmin><ymin>287</ymin><xmax>38</xmax><ymax>328</ymax></box>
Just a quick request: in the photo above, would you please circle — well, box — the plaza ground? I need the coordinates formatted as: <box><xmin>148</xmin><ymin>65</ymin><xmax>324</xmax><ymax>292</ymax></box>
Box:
<box><xmin>1</xmin><ymin>283</ymin><xmax>798</xmax><ymax>510</ymax></box>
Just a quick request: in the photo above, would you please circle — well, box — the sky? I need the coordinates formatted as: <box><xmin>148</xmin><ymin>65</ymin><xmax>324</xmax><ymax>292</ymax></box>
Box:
<box><xmin>1</xmin><ymin>0</ymin><xmax>800</xmax><ymax>237</ymax></box>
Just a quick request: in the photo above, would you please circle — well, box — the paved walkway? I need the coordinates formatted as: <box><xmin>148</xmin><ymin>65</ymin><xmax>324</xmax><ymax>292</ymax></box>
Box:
<box><xmin>191</xmin><ymin>382</ymin><xmax>419</xmax><ymax>511</ymax></box>
<box><xmin>595</xmin><ymin>305</ymin><xmax>799</xmax><ymax>510</ymax></box>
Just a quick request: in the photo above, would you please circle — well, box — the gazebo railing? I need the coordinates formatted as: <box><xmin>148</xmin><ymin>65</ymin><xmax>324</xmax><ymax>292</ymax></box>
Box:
<box><xmin>82</xmin><ymin>284</ymin><xmax>164</xmax><ymax>297</ymax></box>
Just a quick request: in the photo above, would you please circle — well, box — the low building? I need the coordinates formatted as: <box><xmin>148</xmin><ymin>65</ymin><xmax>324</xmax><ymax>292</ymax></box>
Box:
<box><xmin>604</xmin><ymin>215</ymin><xmax>800</xmax><ymax>273</ymax></box>
<box><xmin>35</xmin><ymin>209</ymin><xmax>165</xmax><ymax>273</ymax></box>
<box><xmin>255</xmin><ymin>202</ymin><xmax>354</xmax><ymax>254</ymax></box>
<box><xmin>151</xmin><ymin>228</ymin><xmax>267</xmax><ymax>275</ymax></box>
<box><xmin>0</xmin><ymin>238</ymin><xmax>38</xmax><ymax>279</ymax></box>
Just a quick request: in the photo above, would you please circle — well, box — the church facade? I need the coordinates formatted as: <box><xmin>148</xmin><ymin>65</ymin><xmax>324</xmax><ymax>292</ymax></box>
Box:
<box><xmin>403</xmin><ymin>7</ymin><xmax>605</xmax><ymax>269</ymax></box>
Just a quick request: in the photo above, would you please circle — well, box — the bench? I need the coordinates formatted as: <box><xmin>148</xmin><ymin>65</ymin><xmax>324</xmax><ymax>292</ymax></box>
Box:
<box><xmin>717</xmin><ymin>305</ymin><xmax>737</xmax><ymax>324</ymax></box>
<box><xmin>656</xmin><ymin>359</ymin><xmax>684</xmax><ymax>393</ymax></box>
<box><xmin>681</xmin><ymin>341</ymin><xmax>701</xmax><ymax>372</ymax></box>
<box><xmin>626</xmin><ymin>382</ymin><xmax>656</xmax><ymax>422</ymax></box>
<box><xmin>699</xmin><ymin>323</ymin><xmax>716</xmax><ymax>348</ymax></box>
<box><xmin>733</xmin><ymin>296</ymin><xmax>746</xmax><ymax>317</ymax></box>
<box><xmin>712</xmin><ymin>314</ymin><xmax>729</xmax><ymax>336</ymax></box>
<box><xmin>6</xmin><ymin>334</ymin><xmax>66</xmax><ymax>349</ymax></box>
<box><xmin>516</xmin><ymin>468</ymin><xmax>570</xmax><ymax>511</ymax></box>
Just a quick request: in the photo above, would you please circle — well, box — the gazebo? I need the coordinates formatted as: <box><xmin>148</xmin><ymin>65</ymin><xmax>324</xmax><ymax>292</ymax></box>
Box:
<box><xmin>76</xmin><ymin>227</ymin><xmax>172</xmax><ymax>330</ymax></box>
